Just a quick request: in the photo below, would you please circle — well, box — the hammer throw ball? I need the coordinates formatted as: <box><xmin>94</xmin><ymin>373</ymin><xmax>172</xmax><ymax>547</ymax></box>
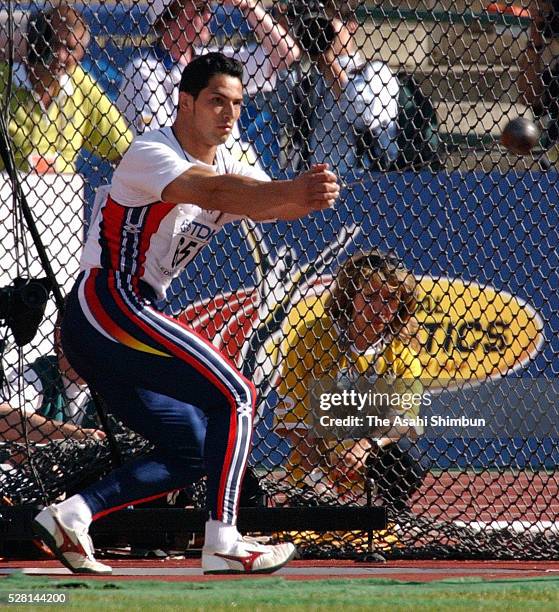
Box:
<box><xmin>501</xmin><ymin>117</ymin><xmax>540</xmax><ymax>155</ymax></box>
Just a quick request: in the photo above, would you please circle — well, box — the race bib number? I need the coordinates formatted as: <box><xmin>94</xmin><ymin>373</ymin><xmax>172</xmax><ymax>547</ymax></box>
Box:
<box><xmin>171</xmin><ymin>235</ymin><xmax>201</xmax><ymax>268</ymax></box>
<box><xmin>160</xmin><ymin>216</ymin><xmax>220</xmax><ymax>277</ymax></box>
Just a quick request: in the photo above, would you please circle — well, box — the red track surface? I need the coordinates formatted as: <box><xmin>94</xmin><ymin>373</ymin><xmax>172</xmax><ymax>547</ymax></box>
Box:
<box><xmin>411</xmin><ymin>472</ymin><xmax>559</xmax><ymax>523</ymax></box>
<box><xmin>2</xmin><ymin>559</ymin><xmax>559</xmax><ymax>582</ymax></box>
<box><xmin>3</xmin><ymin>471</ymin><xmax>558</xmax><ymax>583</ymax></box>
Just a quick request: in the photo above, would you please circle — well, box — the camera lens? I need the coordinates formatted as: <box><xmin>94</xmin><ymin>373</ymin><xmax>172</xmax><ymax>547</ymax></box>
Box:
<box><xmin>298</xmin><ymin>15</ymin><xmax>336</xmax><ymax>56</ymax></box>
<box><xmin>19</xmin><ymin>280</ymin><xmax>49</xmax><ymax>309</ymax></box>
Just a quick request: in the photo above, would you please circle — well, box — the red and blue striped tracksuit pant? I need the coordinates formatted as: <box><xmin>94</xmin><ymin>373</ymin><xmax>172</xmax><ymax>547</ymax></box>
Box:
<box><xmin>60</xmin><ymin>268</ymin><xmax>256</xmax><ymax>524</ymax></box>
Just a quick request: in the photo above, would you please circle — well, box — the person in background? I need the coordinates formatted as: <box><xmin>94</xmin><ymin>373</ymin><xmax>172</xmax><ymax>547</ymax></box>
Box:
<box><xmin>518</xmin><ymin>1</ymin><xmax>555</xmax><ymax>112</ymax></box>
<box><xmin>0</xmin><ymin>3</ymin><xmax>131</xmax><ymax>173</ymax></box>
<box><xmin>0</xmin><ymin>327</ymin><xmax>104</xmax><ymax>537</ymax></box>
<box><xmin>0</xmin><ymin>322</ymin><xmax>104</xmax><ymax>445</ymax></box>
<box><xmin>518</xmin><ymin>1</ymin><xmax>559</xmax><ymax>165</ymax></box>
<box><xmin>275</xmin><ymin>251</ymin><xmax>428</xmax><ymax>511</ymax></box>
<box><xmin>271</xmin><ymin>1</ymin><xmax>400</xmax><ymax>175</ymax></box>
<box><xmin>116</xmin><ymin>0</ymin><xmax>299</xmax><ymax>165</ymax></box>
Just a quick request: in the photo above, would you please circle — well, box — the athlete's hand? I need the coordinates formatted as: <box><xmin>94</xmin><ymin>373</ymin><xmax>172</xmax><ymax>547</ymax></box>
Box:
<box><xmin>274</xmin><ymin>164</ymin><xmax>340</xmax><ymax>221</ymax></box>
<box><xmin>292</xmin><ymin>164</ymin><xmax>340</xmax><ymax>210</ymax></box>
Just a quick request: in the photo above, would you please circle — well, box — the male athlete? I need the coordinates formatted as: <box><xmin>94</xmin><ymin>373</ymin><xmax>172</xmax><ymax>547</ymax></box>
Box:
<box><xmin>32</xmin><ymin>53</ymin><xmax>339</xmax><ymax>575</ymax></box>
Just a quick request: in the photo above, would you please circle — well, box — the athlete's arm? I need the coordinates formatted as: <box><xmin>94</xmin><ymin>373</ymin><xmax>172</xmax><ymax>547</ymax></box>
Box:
<box><xmin>161</xmin><ymin>164</ymin><xmax>340</xmax><ymax>221</ymax></box>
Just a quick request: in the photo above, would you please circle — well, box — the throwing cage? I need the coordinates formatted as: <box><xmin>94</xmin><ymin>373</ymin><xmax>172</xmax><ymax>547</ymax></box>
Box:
<box><xmin>0</xmin><ymin>0</ymin><xmax>557</xmax><ymax>561</ymax></box>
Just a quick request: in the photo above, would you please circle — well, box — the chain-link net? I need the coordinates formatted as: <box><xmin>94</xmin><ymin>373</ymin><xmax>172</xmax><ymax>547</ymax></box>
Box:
<box><xmin>0</xmin><ymin>0</ymin><xmax>557</xmax><ymax>560</ymax></box>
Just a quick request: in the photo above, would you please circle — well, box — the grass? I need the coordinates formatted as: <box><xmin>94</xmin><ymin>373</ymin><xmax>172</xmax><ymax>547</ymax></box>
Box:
<box><xmin>2</xmin><ymin>574</ymin><xmax>559</xmax><ymax>611</ymax></box>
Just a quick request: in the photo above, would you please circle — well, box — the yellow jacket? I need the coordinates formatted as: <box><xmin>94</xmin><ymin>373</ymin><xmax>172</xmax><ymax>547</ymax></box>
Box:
<box><xmin>0</xmin><ymin>63</ymin><xmax>132</xmax><ymax>172</ymax></box>
<box><xmin>275</xmin><ymin>294</ymin><xmax>423</xmax><ymax>434</ymax></box>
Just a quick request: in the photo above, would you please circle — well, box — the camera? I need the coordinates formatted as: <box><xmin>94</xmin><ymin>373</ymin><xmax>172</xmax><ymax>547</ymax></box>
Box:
<box><xmin>0</xmin><ymin>277</ymin><xmax>52</xmax><ymax>347</ymax></box>
<box><xmin>26</xmin><ymin>11</ymin><xmax>56</xmax><ymax>66</ymax></box>
<box><xmin>288</xmin><ymin>2</ymin><xmax>337</xmax><ymax>57</ymax></box>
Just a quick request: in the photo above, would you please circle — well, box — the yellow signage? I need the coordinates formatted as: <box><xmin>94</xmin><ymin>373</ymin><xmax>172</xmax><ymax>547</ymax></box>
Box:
<box><xmin>415</xmin><ymin>277</ymin><xmax>544</xmax><ymax>388</ymax></box>
<box><xmin>183</xmin><ymin>275</ymin><xmax>544</xmax><ymax>394</ymax></box>
<box><xmin>273</xmin><ymin>276</ymin><xmax>544</xmax><ymax>392</ymax></box>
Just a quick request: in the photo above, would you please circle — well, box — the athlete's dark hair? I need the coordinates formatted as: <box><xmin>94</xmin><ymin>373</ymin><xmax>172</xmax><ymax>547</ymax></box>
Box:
<box><xmin>179</xmin><ymin>52</ymin><xmax>243</xmax><ymax>99</ymax></box>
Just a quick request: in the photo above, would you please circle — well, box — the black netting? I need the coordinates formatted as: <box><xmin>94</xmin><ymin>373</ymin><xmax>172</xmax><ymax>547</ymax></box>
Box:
<box><xmin>0</xmin><ymin>0</ymin><xmax>557</xmax><ymax>560</ymax></box>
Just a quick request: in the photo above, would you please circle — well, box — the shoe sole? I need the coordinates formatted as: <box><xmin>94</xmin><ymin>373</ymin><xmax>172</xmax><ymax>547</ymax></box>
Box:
<box><xmin>32</xmin><ymin>519</ymin><xmax>112</xmax><ymax>575</ymax></box>
<box><xmin>203</xmin><ymin>546</ymin><xmax>297</xmax><ymax>575</ymax></box>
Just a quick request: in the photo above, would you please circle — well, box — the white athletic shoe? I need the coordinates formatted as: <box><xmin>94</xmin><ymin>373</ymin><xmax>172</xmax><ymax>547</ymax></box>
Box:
<box><xmin>32</xmin><ymin>505</ymin><xmax>112</xmax><ymax>574</ymax></box>
<box><xmin>202</xmin><ymin>536</ymin><xmax>296</xmax><ymax>575</ymax></box>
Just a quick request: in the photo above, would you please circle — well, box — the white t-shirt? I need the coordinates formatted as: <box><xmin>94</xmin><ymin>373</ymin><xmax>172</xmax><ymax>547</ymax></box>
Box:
<box><xmin>81</xmin><ymin>127</ymin><xmax>270</xmax><ymax>299</ymax></box>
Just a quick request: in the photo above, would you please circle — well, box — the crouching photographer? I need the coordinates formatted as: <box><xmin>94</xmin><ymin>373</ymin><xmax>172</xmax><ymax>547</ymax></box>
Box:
<box><xmin>275</xmin><ymin>251</ymin><xmax>429</xmax><ymax>511</ymax></box>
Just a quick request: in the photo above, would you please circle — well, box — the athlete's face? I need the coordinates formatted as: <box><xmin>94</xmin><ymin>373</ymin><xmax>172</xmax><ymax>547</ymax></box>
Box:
<box><xmin>348</xmin><ymin>275</ymin><xmax>400</xmax><ymax>347</ymax></box>
<box><xmin>187</xmin><ymin>74</ymin><xmax>243</xmax><ymax>145</ymax></box>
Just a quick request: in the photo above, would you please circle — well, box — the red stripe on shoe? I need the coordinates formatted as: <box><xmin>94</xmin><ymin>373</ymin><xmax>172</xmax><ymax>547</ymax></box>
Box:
<box><xmin>214</xmin><ymin>550</ymin><xmax>265</xmax><ymax>572</ymax></box>
<box><xmin>51</xmin><ymin>514</ymin><xmax>89</xmax><ymax>557</ymax></box>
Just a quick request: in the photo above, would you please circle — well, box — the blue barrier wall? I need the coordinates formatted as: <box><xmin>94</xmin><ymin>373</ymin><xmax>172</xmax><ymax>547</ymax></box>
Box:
<box><xmin>172</xmin><ymin>171</ymin><xmax>559</xmax><ymax>469</ymax></box>
<box><xmin>178</xmin><ymin>171</ymin><xmax>559</xmax><ymax>375</ymax></box>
